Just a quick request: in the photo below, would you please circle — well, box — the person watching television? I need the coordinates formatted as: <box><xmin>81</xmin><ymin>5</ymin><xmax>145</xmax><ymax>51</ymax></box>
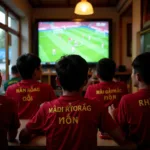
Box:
<box><xmin>6</xmin><ymin>53</ymin><xmax>56</xmax><ymax>119</ymax></box>
<box><xmin>109</xmin><ymin>52</ymin><xmax>150</xmax><ymax>149</ymax></box>
<box><xmin>85</xmin><ymin>58</ymin><xmax>128</xmax><ymax>139</ymax></box>
<box><xmin>4</xmin><ymin>65</ymin><xmax>21</xmax><ymax>91</ymax></box>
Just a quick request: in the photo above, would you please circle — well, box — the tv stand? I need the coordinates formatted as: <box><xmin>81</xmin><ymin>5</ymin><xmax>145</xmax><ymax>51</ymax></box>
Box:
<box><xmin>41</xmin><ymin>69</ymin><xmax>132</xmax><ymax>94</ymax></box>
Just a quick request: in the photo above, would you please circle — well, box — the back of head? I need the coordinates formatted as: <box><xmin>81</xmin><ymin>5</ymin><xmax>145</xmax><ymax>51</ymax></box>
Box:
<box><xmin>16</xmin><ymin>53</ymin><xmax>41</xmax><ymax>80</ymax></box>
<box><xmin>11</xmin><ymin>65</ymin><xmax>19</xmax><ymax>75</ymax></box>
<box><xmin>132</xmin><ymin>52</ymin><xmax>150</xmax><ymax>85</ymax></box>
<box><xmin>97</xmin><ymin>58</ymin><xmax>116</xmax><ymax>81</ymax></box>
<box><xmin>56</xmin><ymin>55</ymin><xmax>88</xmax><ymax>92</ymax></box>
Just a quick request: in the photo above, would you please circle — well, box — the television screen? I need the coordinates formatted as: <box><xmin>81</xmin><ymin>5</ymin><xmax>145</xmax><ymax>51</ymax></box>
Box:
<box><xmin>38</xmin><ymin>21</ymin><xmax>111</xmax><ymax>64</ymax></box>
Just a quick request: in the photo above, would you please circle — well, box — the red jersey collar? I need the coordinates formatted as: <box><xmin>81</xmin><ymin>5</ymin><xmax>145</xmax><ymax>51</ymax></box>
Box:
<box><xmin>59</xmin><ymin>93</ymin><xmax>84</xmax><ymax>102</ymax></box>
<box><xmin>98</xmin><ymin>81</ymin><xmax>115</xmax><ymax>85</ymax></box>
<box><xmin>138</xmin><ymin>88</ymin><xmax>150</xmax><ymax>93</ymax></box>
<box><xmin>21</xmin><ymin>79</ymin><xmax>38</xmax><ymax>84</ymax></box>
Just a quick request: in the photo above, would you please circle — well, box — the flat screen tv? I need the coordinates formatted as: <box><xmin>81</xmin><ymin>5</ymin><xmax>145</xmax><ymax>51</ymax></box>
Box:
<box><xmin>36</xmin><ymin>20</ymin><xmax>112</xmax><ymax>64</ymax></box>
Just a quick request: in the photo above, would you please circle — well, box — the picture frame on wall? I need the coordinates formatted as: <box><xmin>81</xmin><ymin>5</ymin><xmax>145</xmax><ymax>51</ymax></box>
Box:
<box><xmin>141</xmin><ymin>0</ymin><xmax>150</xmax><ymax>29</ymax></box>
<box><xmin>126</xmin><ymin>23</ymin><xmax>132</xmax><ymax>57</ymax></box>
<box><xmin>140</xmin><ymin>27</ymin><xmax>150</xmax><ymax>53</ymax></box>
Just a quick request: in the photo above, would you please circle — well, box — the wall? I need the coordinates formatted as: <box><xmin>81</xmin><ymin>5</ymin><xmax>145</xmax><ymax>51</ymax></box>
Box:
<box><xmin>122</xmin><ymin>16</ymin><xmax>132</xmax><ymax>69</ymax></box>
<box><xmin>32</xmin><ymin>7</ymin><xmax>120</xmax><ymax>65</ymax></box>
<box><xmin>132</xmin><ymin>0</ymin><xmax>141</xmax><ymax>60</ymax></box>
<box><xmin>132</xmin><ymin>0</ymin><xmax>141</xmax><ymax>92</ymax></box>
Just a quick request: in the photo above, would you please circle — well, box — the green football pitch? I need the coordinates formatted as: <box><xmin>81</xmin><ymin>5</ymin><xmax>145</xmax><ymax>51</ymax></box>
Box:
<box><xmin>39</xmin><ymin>27</ymin><xmax>109</xmax><ymax>63</ymax></box>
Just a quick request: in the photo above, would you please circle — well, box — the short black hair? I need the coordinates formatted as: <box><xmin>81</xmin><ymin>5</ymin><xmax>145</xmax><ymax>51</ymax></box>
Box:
<box><xmin>56</xmin><ymin>55</ymin><xmax>88</xmax><ymax>92</ymax></box>
<box><xmin>16</xmin><ymin>53</ymin><xmax>41</xmax><ymax>79</ymax></box>
<box><xmin>11</xmin><ymin>65</ymin><xmax>19</xmax><ymax>74</ymax></box>
<box><xmin>132</xmin><ymin>52</ymin><xmax>150</xmax><ymax>84</ymax></box>
<box><xmin>97</xmin><ymin>58</ymin><xmax>116</xmax><ymax>81</ymax></box>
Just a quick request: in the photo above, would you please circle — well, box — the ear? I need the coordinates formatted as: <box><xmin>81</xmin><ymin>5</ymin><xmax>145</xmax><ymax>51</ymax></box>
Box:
<box><xmin>97</xmin><ymin>74</ymin><xmax>100</xmax><ymax>79</ymax></box>
<box><xmin>33</xmin><ymin>69</ymin><xmax>37</xmax><ymax>78</ymax></box>
<box><xmin>56</xmin><ymin>76</ymin><xmax>61</xmax><ymax>86</ymax></box>
<box><xmin>83</xmin><ymin>79</ymin><xmax>88</xmax><ymax>86</ymax></box>
<box><xmin>136</xmin><ymin>73</ymin><xmax>142</xmax><ymax>82</ymax></box>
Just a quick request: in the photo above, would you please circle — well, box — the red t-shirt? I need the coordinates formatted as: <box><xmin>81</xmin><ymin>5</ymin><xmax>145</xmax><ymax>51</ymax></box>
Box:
<box><xmin>6</xmin><ymin>80</ymin><xmax>56</xmax><ymax>119</ymax></box>
<box><xmin>26</xmin><ymin>94</ymin><xmax>118</xmax><ymax>150</ymax></box>
<box><xmin>85</xmin><ymin>81</ymin><xmax>128</xmax><ymax>108</ymax></box>
<box><xmin>115</xmin><ymin>89</ymin><xmax>150</xmax><ymax>146</ymax></box>
<box><xmin>0</xmin><ymin>95</ymin><xmax>20</xmax><ymax>150</ymax></box>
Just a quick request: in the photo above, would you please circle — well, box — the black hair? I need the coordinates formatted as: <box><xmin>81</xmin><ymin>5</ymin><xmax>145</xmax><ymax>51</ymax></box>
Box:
<box><xmin>11</xmin><ymin>65</ymin><xmax>19</xmax><ymax>74</ymax></box>
<box><xmin>132</xmin><ymin>52</ymin><xmax>150</xmax><ymax>84</ymax></box>
<box><xmin>97</xmin><ymin>58</ymin><xmax>116</xmax><ymax>81</ymax></box>
<box><xmin>56</xmin><ymin>55</ymin><xmax>88</xmax><ymax>92</ymax></box>
<box><xmin>16</xmin><ymin>53</ymin><xmax>41</xmax><ymax>79</ymax></box>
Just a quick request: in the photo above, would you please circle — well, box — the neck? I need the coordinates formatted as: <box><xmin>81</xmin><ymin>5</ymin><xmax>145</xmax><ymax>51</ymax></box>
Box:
<box><xmin>138</xmin><ymin>82</ymin><xmax>150</xmax><ymax>90</ymax></box>
<box><xmin>63</xmin><ymin>90</ymin><xmax>81</xmax><ymax>96</ymax></box>
<box><xmin>12</xmin><ymin>75</ymin><xmax>20</xmax><ymax>78</ymax></box>
<box><xmin>99</xmin><ymin>79</ymin><xmax>112</xmax><ymax>83</ymax></box>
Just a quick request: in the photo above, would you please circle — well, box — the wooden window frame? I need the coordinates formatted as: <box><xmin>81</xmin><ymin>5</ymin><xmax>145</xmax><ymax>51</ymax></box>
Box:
<box><xmin>0</xmin><ymin>1</ymin><xmax>21</xmax><ymax>80</ymax></box>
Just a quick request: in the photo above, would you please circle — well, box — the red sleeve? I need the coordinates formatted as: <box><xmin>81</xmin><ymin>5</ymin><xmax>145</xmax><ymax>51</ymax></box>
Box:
<box><xmin>5</xmin><ymin>86</ymin><xmax>11</xmax><ymax>97</ymax></box>
<box><xmin>99</xmin><ymin>107</ymin><xmax>118</xmax><ymax>133</ymax></box>
<box><xmin>49</xmin><ymin>86</ymin><xmax>56</xmax><ymax>100</ymax></box>
<box><xmin>26</xmin><ymin>103</ymin><xmax>47</xmax><ymax>134</ymax></box>
<box><xmin>8</xmin><ymin>100</ymin><xmax>20</xmax><ymax>140</ymax></box>
<box><xmin>116</xmin><ymin>96</ymin><xmax>128</xmax><ymax>132</ymax></box>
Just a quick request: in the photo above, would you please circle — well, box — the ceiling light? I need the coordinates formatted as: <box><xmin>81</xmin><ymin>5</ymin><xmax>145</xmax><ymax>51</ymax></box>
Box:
<box><xmin>74</xmin><ymin>0</ymin><xmax>94</xmax><ymax>15</ymax></box>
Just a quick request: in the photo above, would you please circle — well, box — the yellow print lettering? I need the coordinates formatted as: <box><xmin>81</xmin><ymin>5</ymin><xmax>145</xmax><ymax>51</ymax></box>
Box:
<box><xmin>96</xmin><ymin>88</ymin><xmax>122</xmax><ymax>95</ymax></box>
<box><xmin>16</xmin><ymin>88</ymin><xmax>26</xmax><ymax>93</ymax></box>
<box><xmin>100</xmin><ymin>89</ymin><xmax>104</xmax><ymax>94</ymax></box>
<box><xmin>77</xmin><ymin>105</ymin><xmax>82</xmax><ymax>111</ymax></box>
<box><xmin>49</xmin><ymin>104</ymin><xmax>92</xmax><ymax>113</ymax></box>
<box><xmin>72</xmin><ymin>106</ymin><xmax>78</xmax><ymax>111</ymax></box>
<box><xmin>57</xmin><ymin>107</ymin><xmax>63</xmax><ymax>112</ymax></box>
<box><xmin>82</xmin><ymin>104</ymin><xmax>87</xmax><ymax>111</ymax></box>
<box><xmin>96</xmin><ymin>90</ymin><xmax>100</xmax><ymax>94</ymax></box>
<box><xmin>59</xmin><ymin>117</ymin><xmax>65</xmax><ymax>124</ymax></box>
<box><xmin>22</xmin><ymin>94</ymin><xmax>33</xmax><ymax>102</ymax></box>
<box><xmin>144</xmin><ymin>99</ymin><xmax>150</xmax><ymax>106</ymax></box>
<box><xmin>59</xmin><ymin>115</ymin><xmax>79</xmax><ymax>124</ymax></box>
<box><xmin>104</xmin><ymin>95</ymin><xmax>109</xmax><ymax>101</ymax></box>
<box><xmin>139</xmin><ymin>99</ymin><xmax>150</xmax><ymax>106</ymax></box>
<box><xmin>87</xmin><ymin>105</ymin><xmax>91</xmax><ymax>111</ymax></box>
<box><xmin>27</xmin><ymin>87</ymin><xmax>40</xmax><ymax>93</ymax></box>
<box><xmin>139</xmin><ymin>100</ymin><xmax>144</xmax><ymax>106</ymax></box>
<box><xmin>104</xmin><ymin>94</ymin><xmax>117</xmax><ymax>101</ymax></box>
<box><xmin>49</xmin><ymin>106</ymin><xmax>64</xmax><ymax>113</ymax></box>
<box><xmin>66</xmin><ymin>115</ymin><xmax>72</xmax><ymax>124</ymax></box>
<box><xmin>105</xmin><ymin>90</ymin><xmax>109</xmax><ymax>94</ymax></box>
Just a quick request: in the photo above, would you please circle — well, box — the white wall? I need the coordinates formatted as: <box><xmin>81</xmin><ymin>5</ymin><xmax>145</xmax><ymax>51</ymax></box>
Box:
<box><xmin>33</xmin><ymin>7</ymin><xmax>120</xmax><ymax>65</ymax></box>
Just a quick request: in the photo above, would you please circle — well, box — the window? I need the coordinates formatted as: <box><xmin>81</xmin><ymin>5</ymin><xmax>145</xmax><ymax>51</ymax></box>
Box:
<box><xmin>8</xmin><ymin>13</ymin><xmax>19</xmax><ymax>31</ymax></box>
<box><xmin>0</xmin><ymin>4</ymin><xmax>20</xmax><ymax>93</ymax></box>
<box><xmin>0</xmin><ymin>6</ymin><xmax>5</xmax><ymax>24</ymax></box>
<box><xmin>0</xmin><ymin>28</ymin><xmax>6</xmax><ymax>93</ymax></box>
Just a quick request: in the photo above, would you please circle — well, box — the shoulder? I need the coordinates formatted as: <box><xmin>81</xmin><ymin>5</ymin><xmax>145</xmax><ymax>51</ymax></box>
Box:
<box><xmin>0</xmin><ymin>95</ymin><xmax>17</xmax><ymax>109</ymax></box>
<box><xmin>116</xmin><ymin>81</ymin><xmax>127</xmax><ymax>87</ymax></box>
<box><xmin>87</xmin><ymin>83</ymin><xmax>100</xmax><ymax>90</ymax></box>
<box><xmin>120</xmin><ymin>92</ymin><xmax>139</xmax><ymax>104</ymax></box>
<box><xmin>83</xmin><ymin>97</ymin><xmax>104</xmax><ymax>109</ymax></box>
<box><xmin>41</xmin><ymin>98</ymin><xmax>59</xmax><ymax>107</ymax></box>
<box><xmin>6</xmin><ymin>83</ymin><xmax>19</xmax><ymax>91</ymax></box>
<box><xmin>38</xmin><ymin>82</ymin><xmax>52</xmax><ymax>89</ymax></box>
